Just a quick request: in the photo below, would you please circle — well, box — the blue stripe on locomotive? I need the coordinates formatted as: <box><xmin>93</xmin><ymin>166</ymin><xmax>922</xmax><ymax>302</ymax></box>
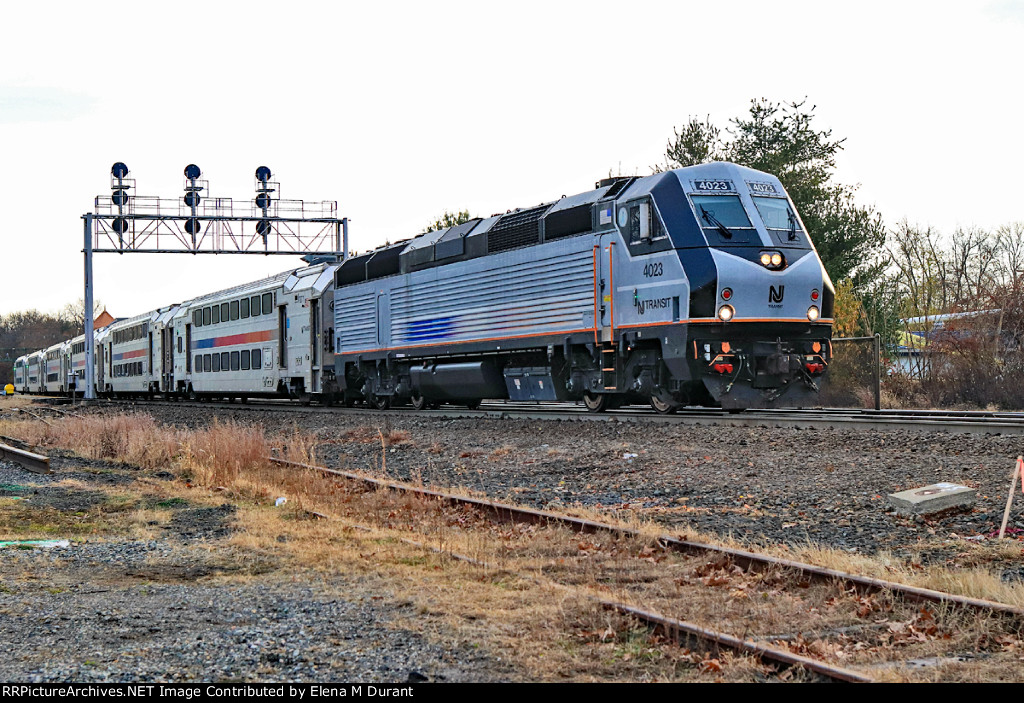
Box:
<box><xmin>404</xmin><ymin>316</ymin><xmax>456</xmax><ymax>342</ymax></box>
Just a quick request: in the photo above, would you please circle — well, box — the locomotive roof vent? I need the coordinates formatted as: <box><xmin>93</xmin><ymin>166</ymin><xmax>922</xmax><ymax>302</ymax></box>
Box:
<box><xmin>597</xmin><ymin>176</ymin><xmax>636</xmax><ymax>199</ymax></box>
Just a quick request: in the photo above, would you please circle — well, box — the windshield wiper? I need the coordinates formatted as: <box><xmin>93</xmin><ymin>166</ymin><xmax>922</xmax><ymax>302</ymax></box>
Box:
<box><xmin>700</xmin><ymin>206</ymin><xmax>733</xmax><ymax>239</ymax></box>
<box><xmin>787</xmin><ymin>209</ymin><xmax>798</xmax><ymax>241</ymax></box>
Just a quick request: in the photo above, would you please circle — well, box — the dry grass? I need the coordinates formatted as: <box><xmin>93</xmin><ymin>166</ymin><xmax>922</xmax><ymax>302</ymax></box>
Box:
<box><xmin>0</xmin><ymin>412</ymin><xmax>179</xmax><ymax>469</ymax></box>
<box><xmin>5</xmin><ymin>408</ymin><xmax>1024</xmax><ymax>681</ymax></box>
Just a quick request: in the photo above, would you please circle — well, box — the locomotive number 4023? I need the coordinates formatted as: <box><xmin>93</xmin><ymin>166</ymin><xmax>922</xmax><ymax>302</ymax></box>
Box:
<box><xmin>693</xmin><ymin>180</ymin><xmax>733</xmax><ymax>191</ymax></box>
<box><xmin>643</xmin><ymin>262</ymin><xmax>664</xmax><ymax>277</ymax></box>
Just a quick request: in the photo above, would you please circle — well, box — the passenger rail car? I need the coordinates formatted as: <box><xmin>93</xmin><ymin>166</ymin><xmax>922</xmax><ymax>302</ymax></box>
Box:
<box><xmin>42</xmin><ymin>342</ymin><xmax>69</xmax><ymax>395</ymax></box>
<box><xmin>171</xmin><ymin>263</ymin><xmax>338</xmax><ymax>402</ymax></box>
<box><xmin>27</xmin><ymin>351</ymin><xmax>44</xmax><ymax>394</ymax></box>
<box><xmin>333</xmin><ymin>162</ymin><xmax>834</xmax><ymax>411</ymax></box>
<box><xmin>13</xmin><ymin>356</ymin><xmax>27</xmax><ymax>393</ymax></box>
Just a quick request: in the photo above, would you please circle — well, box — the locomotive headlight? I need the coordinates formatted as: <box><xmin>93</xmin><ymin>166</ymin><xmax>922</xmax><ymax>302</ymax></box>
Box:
<box><xmin>770</xmin><ymin>252</ymin><xmax>783</xmax><ymax>267</ymax></box>
<box><xmin>718</xmin><ymin>305</ymin><xmax>735</xmax><ymax>322</ymax></box>
<box><xmin>760</xmin><ymin>252</ymin><xmax>772</xmax><ymax>266</ymax></box>
<box><xmin>807</xmin><ymin>305</ymin><xmax>820</xmax><ymax>321</ymax></box>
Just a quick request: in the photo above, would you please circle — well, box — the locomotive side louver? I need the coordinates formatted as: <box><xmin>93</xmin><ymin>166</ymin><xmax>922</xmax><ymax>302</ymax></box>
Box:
<box><xmin>487</xmin><ymin>205</ymin><xmax>548</xmax><ymax>254</ymax></box>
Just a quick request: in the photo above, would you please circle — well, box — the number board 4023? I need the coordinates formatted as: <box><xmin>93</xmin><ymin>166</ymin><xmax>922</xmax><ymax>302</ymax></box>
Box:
<box><xmin>692</xmin><ymin>179</ymin><xmax>734</xmax><ymax>192</ymax></box>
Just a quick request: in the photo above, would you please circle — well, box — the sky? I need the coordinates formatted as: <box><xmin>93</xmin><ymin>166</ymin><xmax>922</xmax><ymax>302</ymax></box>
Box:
<box><xmin>1</xmin><ymin>0</ymin><xmax>1022</xmax><ymax>318</ymax></box>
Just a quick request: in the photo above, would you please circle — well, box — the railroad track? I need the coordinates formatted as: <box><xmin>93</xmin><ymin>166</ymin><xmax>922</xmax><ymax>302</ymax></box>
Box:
<box><xmin>0</xmin><ymin>440</ymin><xmax>50</xmax><ymax>474</ymax></box>
<box><xmin>69</xmin><ymin>396</ymin><xmax>1024</xmax><ymax>435</ymax></box>
<box><xmin>270</xmin><ymin>455</ymin><xmax>1024</xmax><ymax>682</ymax></box>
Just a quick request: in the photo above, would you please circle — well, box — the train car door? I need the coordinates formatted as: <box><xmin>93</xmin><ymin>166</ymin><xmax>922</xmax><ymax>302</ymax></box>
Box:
<box><xmin>162</xmin><ymin>327</ymin><xmax>173</xmax><ymax>392</ymax></box>
<box><xmin>310</xmin><ymin>298</ymin><xmax>320</xmax><ymax>393</ymax></box>
<box><xmin>97</xmin><ymin>342</ymin><xmax>105</xmax><ymax>391</ymax></box>
<box><xmin>597</xmin><ymin>232</ymin><xmax>619</xmax><ymax>344</ymax></box>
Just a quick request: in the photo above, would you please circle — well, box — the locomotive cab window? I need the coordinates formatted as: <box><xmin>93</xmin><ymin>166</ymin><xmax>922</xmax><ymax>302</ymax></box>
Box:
<box><xmin>753</xmin><ymin>197</ymin><xmax>808</xmax><ymax>248</ymax></box>
<box><xmin>689</xmin><ymin>195</ymin><xmax>756</xmax><ymax>245</ymax></box>
<box><xmin>625</xmin><ymin>200</ymin><xmax>666</xmax><ymax>244</ymax></box>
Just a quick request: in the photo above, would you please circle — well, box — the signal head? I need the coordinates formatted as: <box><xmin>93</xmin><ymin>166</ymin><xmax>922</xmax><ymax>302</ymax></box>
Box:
<box><xmin>255</xmin><ymin>166</ymin><xmax>272</xmax><ymax>182</ymax></box>
<box><xmin>184</xmin><ymin>164</ymin><xmax>201</xmax><ymax>180</ymax></box>
<box><xmin>111</xmin><ymin>162</ymin><xmax>129</xmax><ymax>178</ymax></box>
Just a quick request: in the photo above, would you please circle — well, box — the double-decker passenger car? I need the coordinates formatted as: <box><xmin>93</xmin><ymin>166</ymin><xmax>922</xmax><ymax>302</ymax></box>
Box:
<box><xmin>171</xmin><ymin>263</ymin><xmax>338</xmax><ymax>402</ymax></box>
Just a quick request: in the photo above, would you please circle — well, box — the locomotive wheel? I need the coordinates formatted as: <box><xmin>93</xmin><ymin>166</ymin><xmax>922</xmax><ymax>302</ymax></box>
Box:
<box><xmin>649</xmin><ymin>394</ymin><xmax>678</xmax><ymax>415</ymax></box>
<box><xmin>410</xmin><ymin>393</ymin><xmax>429</xmax><ymax>411</ymax></box>
<box><xmin>372</xmin><ymin>394</ymin><xmax>391</xmax><ymax>410</ymax></box>
<box><xmin>583</xmin><ymin>392</ymin><xmax>608</xmax><ymax>413</ymax></box>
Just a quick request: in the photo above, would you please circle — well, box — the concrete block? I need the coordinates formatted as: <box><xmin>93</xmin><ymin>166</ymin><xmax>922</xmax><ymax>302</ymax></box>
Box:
<box><xmin>888</xmin><ymin>482</ymin><xmax>976</xmax><ymax>516</ymax></box>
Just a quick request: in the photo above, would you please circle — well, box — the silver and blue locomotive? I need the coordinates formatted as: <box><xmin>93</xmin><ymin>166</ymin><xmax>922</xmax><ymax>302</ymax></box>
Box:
<box><xmin>332</xmin><ymin>162</ymin><xmax>834</xmax><ymax>411</ymax></box>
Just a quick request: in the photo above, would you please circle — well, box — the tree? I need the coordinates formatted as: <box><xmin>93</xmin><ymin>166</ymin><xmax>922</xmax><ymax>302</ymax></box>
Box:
<box><xmin>58</xmin><ymin>298</ymin><xmax>105</xmax><ymax>335</ymax></box>
<box><xmin>425</xmin><ymin>209</ymin><xmax>473</xmax><ymax>233</ymax></box>
<box><xmin>659</xmin><ymin>99</ymin><xmax>886</xmax><ymax>288</ymax></box>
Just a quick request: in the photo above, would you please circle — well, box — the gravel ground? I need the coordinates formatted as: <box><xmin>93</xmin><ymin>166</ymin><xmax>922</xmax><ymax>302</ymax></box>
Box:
<box><xmin>120</xmin><ymin>404</ymin><xmax>1024</xmax><ymax>562</ymax></box>
<box><xmin>0</xmin><ymin>456</ymin><xmax>514</xmax><ymax>683</ymax></box>
<box><xmin>4</xmin><ymin>402</ymin><xmax>1024</xmax><ymax>682</ymax></box>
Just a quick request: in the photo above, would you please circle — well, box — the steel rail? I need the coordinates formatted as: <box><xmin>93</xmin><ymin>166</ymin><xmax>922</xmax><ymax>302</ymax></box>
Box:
<box><xmin>362</xmin><ymin>501</ymin><xmax>874</xmax><ymax>681</ymax></box>
<box><xmin>92</xmin><ymin>397</ymin><xmax>1024</xmax><ymax>435</ymax></box>
<box><xmin>268</xmin><ymin>457</ymin><xmax>1024</xmax><ymax>620</ymax></box>
<box><xmin>0</xmin><ymin>442</ymin><xmax>50</xmax><ymax>474</ymax></box>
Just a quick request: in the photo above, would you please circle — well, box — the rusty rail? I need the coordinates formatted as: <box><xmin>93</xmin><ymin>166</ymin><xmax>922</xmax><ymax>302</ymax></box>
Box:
<box><xmin>268</xmin><ymin>456</ymin><xmax>1024</xmax><ymax>620</ymax></box>
<box><xmin>0</xmin><ymin>442</ymin><xmax>50</xmax><ymax>474</ymax></box>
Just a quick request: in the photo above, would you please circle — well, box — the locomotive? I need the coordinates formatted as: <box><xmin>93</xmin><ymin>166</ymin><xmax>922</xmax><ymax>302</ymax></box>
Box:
<box><xmin>333</xmin><ymin>161</ymin><xmax>834</xmax><ymax>412</ymax></box>
<box><xmin>13</xmin><ymin>162</ymin><xmax>834</xmax><ymax>411</ymax></box>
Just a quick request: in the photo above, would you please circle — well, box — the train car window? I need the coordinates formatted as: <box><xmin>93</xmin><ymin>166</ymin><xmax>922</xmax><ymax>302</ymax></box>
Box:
<box><xmin>203</xmin><ymin>307</ymin><xmax>212</xmax><ymax>326</ymax></box>
<box><xmin>262</xmin><ymin>293</ymin><xmax>273</xmax><ymax>315</ymax></box>
<box><xmin>212</xmin><ymin>305</ymin><xmax>220</xmax><ymax>325</ymax></box>
<box><xmin>212</xmin><ymin>353</ymin><xmax>220</xmax><ymax>372</ymax></box>
<box><xmin>230</xmin><ymin>300</ymin><xmax>239</xmax><ymax>321</ymax></box>
<box><xmin>752</xmin><ymin>196</ymin><xmax>806</xmax><ymax>247</ymax></box>
<box><xmin>252</xmin><ymin>348</ymin><xmax>262</xmax><ymax>369</ymax></box>
<box><xmin>689</xmin><ymin>195</ymin><xmax>756</xmax><ymax>244</ymax></box>
<box><xmin>221</xmin><ymin>352</ymin><xmax>229</xmax><ymax>371</ymax></box>
<box><xmin>178</xmin><ymin>337</ymin><xmax>183</xmax><ymax>353</ymax></box>
<box><xmin>221</xmin><ymin>303</ymin><xmax>230</xmax><ymax>321</ymax></box>
<box><xmin>250</xmin><ymin>296</ymin><xmax>261</xmax><ymax>317</ymax></box>
<box><xmin>203</xmin><ymin>354</ymin><xmax>212</xmax><ymax>373</ymax></box>
<box><xmin>193</xmin><ymin>310</ymin><xmax>202</xmax><ymax>327</ymax></box>
<box><xmin>230</xmin><ymin>351</ymin><xmax>240</xmax><ymax>371</ymax></box>
<box><xmin>240</xmin><ymin>298</ymin><xmax>250</xmax><ymax>318</ymax></box>
<box><xmin>241</xmin><ymin>350</ymin><xmax>251</xmax><ymax>370</ymax></box>
<box><xmin>195</xmin><ymin>354</ymin><xmax>202</xmax><ymax>372</ymax></box>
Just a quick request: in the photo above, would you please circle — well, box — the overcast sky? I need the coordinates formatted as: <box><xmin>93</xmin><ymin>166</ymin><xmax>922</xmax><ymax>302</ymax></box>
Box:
<box><xmin>1</xmin><ymin>0</ymin><xmax>1022</xmax><ymax>318</ymax></box>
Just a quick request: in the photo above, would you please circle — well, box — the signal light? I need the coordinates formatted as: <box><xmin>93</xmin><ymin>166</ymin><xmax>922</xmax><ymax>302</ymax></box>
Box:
<box><xmin>112</xmin><ymin>217</ymin><xmax>128</xmax><ymax>234</ymax></box>
<box><xmin>811</xmin><ymin>289</ymin><xmax>820</xmax><ymax>301</ymax></box>
<box><xmin>807</xmin><ymin>305</ymin><xmax>820</xmax><ymax>322</ymax></box>
<box><xmin>717</xmin><ymin>305</ymin><xmax>734</xmax><ymax>322</ymax></box>
<box><xmin>721</xmin><ymin>288</ymin><xmax>732</xmax><ymax>301</ymax></box>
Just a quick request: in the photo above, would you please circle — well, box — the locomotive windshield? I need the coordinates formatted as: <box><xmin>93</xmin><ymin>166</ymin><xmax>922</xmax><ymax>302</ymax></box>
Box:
<box><xmin>689</xmin><ymin>194</ymin><xmax>756</xmax><ymax>245</ymax></box>
<box><xmin>752</xmin><ymin>196</ymin><xmax>807</xmax><ymax>248</ymax></box>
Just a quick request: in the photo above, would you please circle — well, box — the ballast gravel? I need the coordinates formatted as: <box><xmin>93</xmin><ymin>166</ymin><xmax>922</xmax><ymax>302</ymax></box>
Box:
<box><xmin>126</xmin><ymin>403</ymin><xmax>1024</xmax><ymax>559</ymax></box>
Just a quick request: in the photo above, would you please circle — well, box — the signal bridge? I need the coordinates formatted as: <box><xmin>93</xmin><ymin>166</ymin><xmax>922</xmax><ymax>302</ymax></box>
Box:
<box><xmin>81</xmin><ymin>162</ymin><xmax>349</xmax><ymax>399</ymax></box>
